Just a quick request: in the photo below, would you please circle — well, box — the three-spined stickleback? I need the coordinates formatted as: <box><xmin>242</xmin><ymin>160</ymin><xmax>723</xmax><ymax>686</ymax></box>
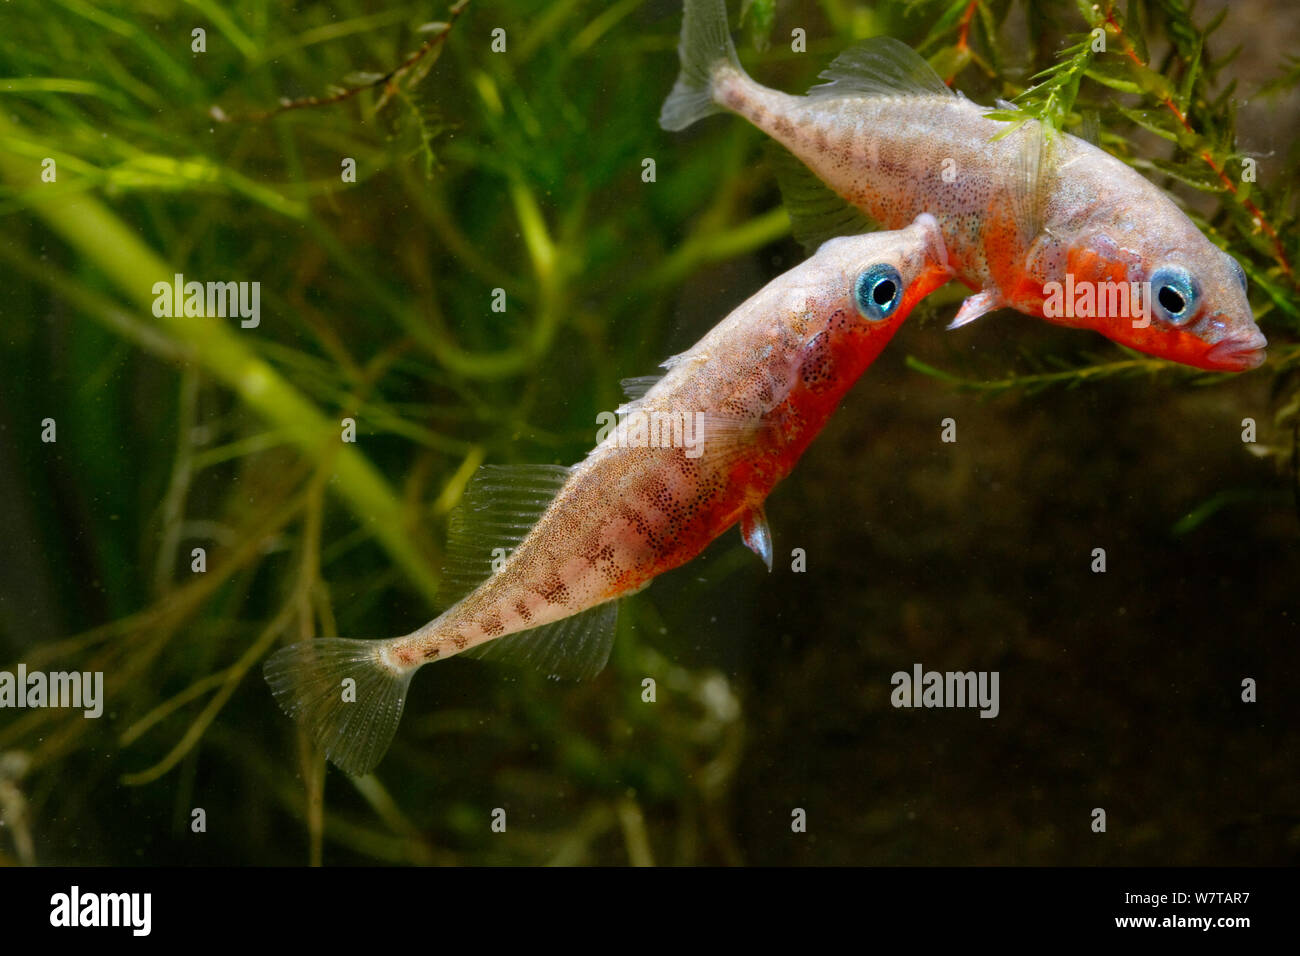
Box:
<box><xmin>265</xmin><ymin>215</ymin><xmax>952</xmax><ymax>775</ymax></box>
<box><xmin>661</xmin><ymin>0</ymin><xmax>1267</xmax><ymax>371</ymax></box>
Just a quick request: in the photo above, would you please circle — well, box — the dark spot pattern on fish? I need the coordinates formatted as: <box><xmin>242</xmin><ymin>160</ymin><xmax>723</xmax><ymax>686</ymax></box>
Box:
<box><xmin>538</xmin><ymin>575</ymin><xmax>570</xmax><ymax>606</ymax></box>
<box><xmin>585</xmin><ymin>542</ymin><xmax>620</xmax><ymax>585</ymax></box>
<box><xmin>617</xmin><ymin>502</ymin><xmax>654</xmax><ymax>547</ymax></box>
<box><xmin>798</xmin><ymin>332</ymin><xmax>835</xmax><ymax>391</ymax></box>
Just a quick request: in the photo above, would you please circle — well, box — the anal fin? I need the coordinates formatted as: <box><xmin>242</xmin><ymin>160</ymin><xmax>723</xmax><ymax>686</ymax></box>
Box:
<box><xmin>458</xmin><ymin>600</ymin><xmax>618</xmax><ymax>681</ymax></box>
<box><xmin>763</xmin><ymin>140</ymin><xmax>877</xmax><ymax>254</ymax></box>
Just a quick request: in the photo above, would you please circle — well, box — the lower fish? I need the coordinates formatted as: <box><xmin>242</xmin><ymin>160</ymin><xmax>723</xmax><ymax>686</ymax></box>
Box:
<box><xmin>265</xmin><ymin>215</ymin><xmax>952</xmax><ymax>775</ymax></box>
<box><xmin>660</xmin><ymin>0</ymin><xmax>1267</xmax><ymax>371</ymax></box>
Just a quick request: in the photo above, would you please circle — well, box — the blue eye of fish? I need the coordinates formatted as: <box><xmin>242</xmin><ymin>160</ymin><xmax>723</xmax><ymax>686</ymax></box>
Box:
<box><xmin>1150</xmin><ymin>266</ymin><xmax>1199</xmax><ymax>325</ymax></box>
<box><xmin>854</xmin><ymin>263</ymin><xmax>903</xmax><ymax>321</ymax></box>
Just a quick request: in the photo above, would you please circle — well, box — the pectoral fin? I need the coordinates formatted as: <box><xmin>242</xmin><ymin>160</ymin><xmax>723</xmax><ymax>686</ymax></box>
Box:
<box><xmin>740</xmin><ymin>504</ymin><xmax>773</xmax><ymax>572</ymax></box>
<box><xmin>693</xmin><ymin>411</ymin><xmax>768</xmax><ymax>470</ymax></box>
<box><xmin>1007</xmin><ymin>120</ymin><xmax>1051</xmax><ymax>243</ymax></box>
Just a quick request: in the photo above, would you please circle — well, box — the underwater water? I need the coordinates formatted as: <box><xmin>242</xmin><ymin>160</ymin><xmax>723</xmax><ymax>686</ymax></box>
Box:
<box><xmin>0</xmin><ymin>0</ymin><xmax>1296</xmax><ymax>869</ymax></box>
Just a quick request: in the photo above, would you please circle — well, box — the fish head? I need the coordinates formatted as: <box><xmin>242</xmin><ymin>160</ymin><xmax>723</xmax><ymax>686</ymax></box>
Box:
<box><xmin>1063</xmin><ymin>219</ymin><xmax>1266</xmax><ymax>372</ymax></box>
<box><xmin>813</xmin><ymin>213</ymin><xmax>954</xmax><ymax>335</ymax></box>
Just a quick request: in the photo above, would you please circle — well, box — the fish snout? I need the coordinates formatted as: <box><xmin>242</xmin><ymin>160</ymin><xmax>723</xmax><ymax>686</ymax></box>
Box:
<box><xmin>1206</xmin><ymin>328</ymin><xmax>1268</xmax><ymax>371</ymax></box>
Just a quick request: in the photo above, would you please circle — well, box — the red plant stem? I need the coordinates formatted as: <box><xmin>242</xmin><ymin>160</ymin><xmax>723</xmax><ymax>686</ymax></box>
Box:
<box><xmin>945</xmin><ymin>0</ymin><xmax>980</xmax><ymax>85</ymax></box>
<box><xmin>957</xmin><ymin>0</ymin><xmax>978</xmax><ymax>51</ymax></box>
<box><xmin>1103</xmin><ymin>8</ymin><xmax>1294</xmax><ymax>285</ymax></box>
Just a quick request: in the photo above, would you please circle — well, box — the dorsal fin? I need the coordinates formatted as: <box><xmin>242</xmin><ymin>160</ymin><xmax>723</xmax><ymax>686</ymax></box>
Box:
<box><xmin>764</xmin><ymin>140</ymin><xmax>877</xmax><ymax>252</ymax></box>
<box><xmin>440</xmin><ymin>464</ymin><xmax>572</xmax><ymax>604</ymax></box>
<box><xmin>808</xmin><ymin>37</ymin><xmax>954</xmax><ymax>99</ymax></box>
<box><xmin>458</xmin><ymin>600</ymin><xmax>618</xmax><ymax>681</ymax></box>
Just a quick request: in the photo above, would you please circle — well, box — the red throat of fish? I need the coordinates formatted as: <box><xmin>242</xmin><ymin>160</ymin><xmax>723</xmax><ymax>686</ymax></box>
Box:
<box><xmin>997</xmin><ymin>243</ymin><xmax>1263</xmax><ymax>372</ymax></box>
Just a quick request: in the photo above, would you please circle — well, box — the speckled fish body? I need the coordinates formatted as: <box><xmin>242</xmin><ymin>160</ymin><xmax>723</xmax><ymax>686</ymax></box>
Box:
<box><xmin>407</xmin><ymin>217</ymin><xmax>947</xmax><ymax>660</ymax></box>
<box><xmin>264</xmin><ymin>215</ymin><xmax>952</xmax><ymax>775</ymax></box>
<box><xmin>660</xmin><ymin>0</ymin><xmax>1267</xmax><ymax>371</ymax></box>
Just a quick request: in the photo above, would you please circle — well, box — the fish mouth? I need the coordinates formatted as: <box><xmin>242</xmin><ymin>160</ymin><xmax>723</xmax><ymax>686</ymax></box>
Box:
<box><xmin>1206</xmin><ymin>331</ymin><xmax>1268</xmax><ymax>371</ymax></box>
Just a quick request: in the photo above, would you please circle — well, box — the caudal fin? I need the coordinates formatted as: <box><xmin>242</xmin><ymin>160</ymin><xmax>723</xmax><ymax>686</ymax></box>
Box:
<box><xmin>659</xmin><ymin>0</ymin><xmax>744</xmax><ymax>131</ymax></box>
<box><xmin>264</xmin><ymin>638</ymin><xmax>413</xmax><ymax>776</ymax></box>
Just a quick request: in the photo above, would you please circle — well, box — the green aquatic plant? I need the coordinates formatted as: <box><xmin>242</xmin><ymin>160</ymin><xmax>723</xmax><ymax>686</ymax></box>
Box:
<box><xmin>0</xmin><ymin>0</ymin><xmax>771</xmax><ymax>866</ymax></box>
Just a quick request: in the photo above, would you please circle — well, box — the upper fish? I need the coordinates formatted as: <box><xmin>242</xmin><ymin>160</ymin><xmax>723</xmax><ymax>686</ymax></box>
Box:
<box><xmin>660</xmin><ymin>0</ymin><xmax>1267</xmax><ymax>371</ymax></box>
